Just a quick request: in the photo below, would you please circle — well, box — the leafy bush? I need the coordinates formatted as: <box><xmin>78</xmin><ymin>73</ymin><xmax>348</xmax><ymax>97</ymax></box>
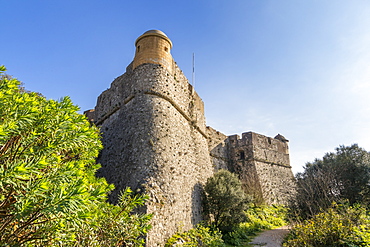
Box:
<box><xmin>165</xmin><ymin>225</ymin><xmax>225</xmax><ymax>247</ymax></box>
<box><xmin>73</xmin><ymin>188</ymin><xmax>152</xmax><ymax>246</ymax></box>
<box><xmin>283</xmin><ymin>202</ymin><xmax>370</xmax><ymax>247</ymax></box>
<box><xmin>204</xmin><ymin>170</ymin><xmax>249</xmax><ymax>232</ymax></box>
<box><xmin>0</xmin><ymin>66</ymin><xmax>151</xmax><ymax>246</ymax></box>
<box><xmin>222</xmin><ymin>226</ymin><xmax>252</xmax><ymax>246</ymax></box>
<box><xmin>243</xmin><ymin>204</ymin><xmax>288</xmax><ymax>231</ymax></box>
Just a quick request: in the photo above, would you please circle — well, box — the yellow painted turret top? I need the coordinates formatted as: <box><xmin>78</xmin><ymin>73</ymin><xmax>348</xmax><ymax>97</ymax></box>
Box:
<box><xmin>133</xmin><ymin>30</ymin><xmax>174</xmax><ymax>73</ymax></box>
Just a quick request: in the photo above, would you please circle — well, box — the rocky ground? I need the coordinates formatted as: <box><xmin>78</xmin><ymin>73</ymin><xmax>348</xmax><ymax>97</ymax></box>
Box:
<box><xmin>248</xmin><ymin>226</ymin><xmax>290</xmax><ymax>247</ymax></box>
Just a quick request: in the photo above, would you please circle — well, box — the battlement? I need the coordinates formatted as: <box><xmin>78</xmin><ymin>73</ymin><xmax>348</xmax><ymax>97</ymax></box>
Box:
<box><xmin>227</xmin><ymin>132</ymin><xmax>290</xmax><ymax>167</ymax></box>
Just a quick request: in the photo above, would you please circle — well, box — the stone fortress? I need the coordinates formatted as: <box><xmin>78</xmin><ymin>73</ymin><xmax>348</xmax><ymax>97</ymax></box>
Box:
<box><xmin>85</xmin><ymin>30</ymin><xmax>295</xmax><ymax>246</ymax></box>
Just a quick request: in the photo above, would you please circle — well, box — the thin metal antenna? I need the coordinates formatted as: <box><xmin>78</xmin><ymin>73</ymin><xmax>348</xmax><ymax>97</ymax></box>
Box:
<box><xmin>192</xmin><ymin>53</ymin><xmax>195</xmax><ymax>89</ymax></box>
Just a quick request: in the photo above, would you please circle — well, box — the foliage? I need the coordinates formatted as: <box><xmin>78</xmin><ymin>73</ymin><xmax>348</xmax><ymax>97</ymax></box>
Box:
<box><xmin>165</xmin><ymin>204</ymin><xmax>288</xmax><ymax>247</ymax></box>
<box><xmin>204</xmin><ymin>169</ymin><xmax>249</xmax><ymax>232</ymax></box>
<box><xmin>73</xmin><ymin>188</ymin><xmax>152</xmax><ymax>246</ymax></box>
<box><xmin>243</xmin><ymin>204</ymin><xmax>287</xmax><ymax>231</ymax></box>
<box><xmin>291</xmin><ymin>144</ymin><xmax>370</xmax><ymax>219</ymax></box>
<box><xmin>283</xmin><ymin>202</ymin><xmax>370</xmax><ymax>247</ymax></box>
<box><xmin>0</xmin><ymin>66</ymin><xmax>151</xmax><ymax>246</ymax></box>
<box><xmin>222</xmin><ymin>226</ymin><xmax>252</xmax><ymax>247</ymax></box>
<box><xmin>165</xmin><ymin>224</ymin><xmax>225</xmax><ymax>247</ymax></box>
<box><xmin>224</xmin><ymin>204</ymin><xmax>288</xmax><ymax>246</ymax></box>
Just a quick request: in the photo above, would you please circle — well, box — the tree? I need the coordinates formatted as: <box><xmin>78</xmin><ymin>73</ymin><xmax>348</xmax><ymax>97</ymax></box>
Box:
<box><xmin>204</xmin><ymin>169</ymin><xmax>249</xmax><ymax>232</ymax></box>
<box><xmin>292</xmin><ymin>144</ymin><xmax>370</xmax><ymax>219</ymax></box>
<box><xmin>0</xmin><ymin>66</ymin><xmax>151</xmax><ymax>246</ymax></box>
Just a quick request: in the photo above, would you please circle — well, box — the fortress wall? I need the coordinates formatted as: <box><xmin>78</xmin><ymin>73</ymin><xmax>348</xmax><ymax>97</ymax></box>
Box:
<box><xmin>231</xmin><ymin>160</ymin><xmax>265</xmax><ymax>203</ymax></box>
<box><xmin>226</xmin><ymin>132</ymin><xmax>294</xmax><ymax>204</ymax></box>
<box><xmin>145</xmin><ymin>96</ymin><xmax>213</xmax><ymax>246</ymax></box>
<box><xmin>95</xmin><ymin>63</ymin><xmax>206</xmax><ymax>133</ymax></box>
<box><xmin>245</xmin><ymin>132</ymin><xmax>290</xmax><ymax>166</ymax></box>
<box><xmin>227</xmin><ymin>132</ymin><xmax>290</xmax><ymax>167</ymax></box>
<box><xmin>94</xmin><ymin>63</ymin><xmax>136</xmax><ymax>123</ymax></box>
<box><xmin>206</xmin><ymin>126</ymin><xmax>229</xmax><ymax>170</ymax></box>
<box><xmin>95</xmin><ymin>63</ymin><xmax>213</xmax><ymax>246</ymax></box>
<box><xmin>253</xmin><ymin>161</ymin><xmax>296</xmax><ymax>205</ymax></box>
<box><xmin>227</xmin><ymin>134</ymin><xmax>252</xmax><ymax>160</ymax></box>
<box><xmin>225</xmin><ymin>134</ymin><xmax>264</xmax><ymax>202</ymax></box>
<box><xmin>96</xmin><ymin>93</ymin><xmax>159</xmax><ymax>202</ymax></box>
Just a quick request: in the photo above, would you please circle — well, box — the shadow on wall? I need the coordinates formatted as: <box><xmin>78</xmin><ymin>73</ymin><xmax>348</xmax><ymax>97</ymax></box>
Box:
<box><xmin>191</xmin><ymin>182</ymin><xmax>205</xmax><ymax>226</ymax></box>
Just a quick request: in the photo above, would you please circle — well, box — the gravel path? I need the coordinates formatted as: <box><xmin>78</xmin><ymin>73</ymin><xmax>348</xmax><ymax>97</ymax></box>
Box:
<box><xmin>248</xmin><ymin>226</ymin><xmax>290</xmax><ymax>247</ymax></box>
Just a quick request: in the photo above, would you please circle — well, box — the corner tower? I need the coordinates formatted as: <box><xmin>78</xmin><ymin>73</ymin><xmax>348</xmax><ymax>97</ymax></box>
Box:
<box><xmin>133</xmin><ymin>30</ymin><xmax>174</xmax><ymax>74</ymax></box>
<box><xmin>94</xmin><ymin>30</ymin><xmax>213</xmax><ymax>246</ymax></box>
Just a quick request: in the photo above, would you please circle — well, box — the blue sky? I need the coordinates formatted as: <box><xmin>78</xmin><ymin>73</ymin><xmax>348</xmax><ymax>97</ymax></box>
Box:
<box><xmin>2</xmin><ymin>1</ymin><xmax>370</xmax><ymax>173</ymax></box>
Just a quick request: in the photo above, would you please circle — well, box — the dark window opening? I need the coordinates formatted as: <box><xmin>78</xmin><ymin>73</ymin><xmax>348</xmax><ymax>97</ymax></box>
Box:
<box><xmin>137</xmin><ymin>45</ymin><xmax>140</xmax><ymax>52</ymax></box>
<box><xmin>239</xmin><ymin>151</ymin><xmax>245</xmax><ymax>160</ymax></box>
<box><xmin>164</xmin><ymin>47</ymin><xmax>168</xmax><ymax>52</ymax></box>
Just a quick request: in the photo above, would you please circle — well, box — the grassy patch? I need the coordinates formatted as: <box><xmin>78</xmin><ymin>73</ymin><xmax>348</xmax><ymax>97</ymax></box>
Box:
<box><xmin>223</xmin><ymin>204</ymin><xmax>288</xmax><ymax>246</ymax></box>
<box><xmin>165</xmin><ymin>205</ymin><xmax>288</xmax><ymax>246</ymax></box>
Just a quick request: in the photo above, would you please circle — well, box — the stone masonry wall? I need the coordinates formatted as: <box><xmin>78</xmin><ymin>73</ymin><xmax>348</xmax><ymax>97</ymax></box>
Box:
<box><xmin>245</xmin><ymin>132</ymin><xmax>289</xmax><ymax>166</ymax></box>
<box><xmin>204</xmin><ymin>130</ymin><xmax>295</xmax><ymax>204</ymax></box>
<box><xmin>95</xmin><ymin>62</ymin><xmax>213</xmax><ymax>246</ymax></box>
<box><xmin>253</xmin><ymin>161</ymin><xmax>296</xmax><ymax>204</ymax></box>
<box><xmin>225</xmin><ymin>132</ymin><xmax>295</xmax><ymax>204</ymax></box>
<box><xmin>206</xmin><ymin>126</ymin><xmax>229</xmax><ymax>170</ymax></box>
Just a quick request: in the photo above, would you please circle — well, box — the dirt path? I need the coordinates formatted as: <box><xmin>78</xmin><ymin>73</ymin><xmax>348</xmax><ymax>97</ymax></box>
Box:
<box><xmin>248</xmin><ymin>226</ymin><xmax>290</xmax><ymax>247</ymax></box>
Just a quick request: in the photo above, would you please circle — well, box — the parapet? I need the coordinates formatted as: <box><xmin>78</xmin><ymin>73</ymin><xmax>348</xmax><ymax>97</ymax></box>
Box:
<box><xmin>227</xmin><ymin>131</ymin><xmax>290</xmax><ymax>167</ymax></box>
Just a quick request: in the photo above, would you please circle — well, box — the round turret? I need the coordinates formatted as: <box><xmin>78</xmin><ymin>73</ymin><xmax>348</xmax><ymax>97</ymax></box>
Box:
<box><xmin>133</xmin><ymin>30</ymin><xmax>174</xmax><ymax>73</ymax></box>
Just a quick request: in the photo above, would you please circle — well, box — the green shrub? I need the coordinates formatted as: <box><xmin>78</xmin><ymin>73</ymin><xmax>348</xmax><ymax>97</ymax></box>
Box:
<box><xmin>223</xmin><ymin>225</ymin><xmax>253</xmax><ymax>246</ymax></box>
<box><xmin>204</xmin><ymin>170</ymin><xmax>249</xmax><ymax>232</ymax></box>
<box><xmin>244</xmin><ymin>204</ymin><xmax>288</xmax><ymax>231</ymax></box>
<box><xmin>283</xmin><ymin>202</ymin><xmax>370</xmax><ymax>247</ymax></box>
<box><xmin>165</xmin><ymin>225</ymin><xmax>225</xmax><ymax>247</ymax></box>
<box><xmin>223</xmin><ymin>204</ymin><xmax>288</xmax><ymax>246</ymax></box>
<box><xmin>73</xmin><ymin>188</ymin><xmax>152</xmax><ymax>246</ymax></box>
<box><xmin>0</xmin><ymin>66</ymin><xmax>151</xmax><ymax>246</ymax></box>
